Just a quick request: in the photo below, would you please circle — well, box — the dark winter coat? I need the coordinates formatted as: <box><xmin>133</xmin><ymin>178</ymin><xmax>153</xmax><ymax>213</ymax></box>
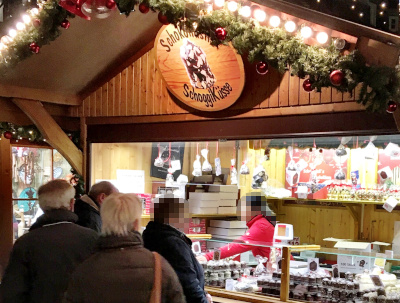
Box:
<box><xmin>143</xmin><ymin>221</ymin><xmax>208</xmax><ymax>303</ymax></box>
<box><xmin>0</xmin><ymin>209</ymin><xmax>98</xmax><ymax>303</ymax></box>
<box><xmin>64</xmin><ymin>231</ymin><xmax>186</xmax><ymax>303</ymax></box>
<box><xmin>74</xmin><ymin>195</ymin><xmax>101</xmax><ymax>233</ymax></box>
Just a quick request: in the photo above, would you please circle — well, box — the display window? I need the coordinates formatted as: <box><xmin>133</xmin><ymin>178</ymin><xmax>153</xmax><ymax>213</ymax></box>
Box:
<box><xmin>12</xmin><ymin>146</ymin><xmax>72</xmax><ymax>241</ymax></box>
<box><xmin>90</xmin><ymin>134</ymin><xmax>400</xmax><ymax>303</ymax></box>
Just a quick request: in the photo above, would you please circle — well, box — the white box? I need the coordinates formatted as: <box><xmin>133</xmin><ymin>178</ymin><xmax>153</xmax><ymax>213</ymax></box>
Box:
<box><xmin>210</xmin><ymin>219</ymin><xmax>247</xmax><ymax>229</ymax></box>
<box><xmin>189</xmin><ymin>199</ymin><xmax>218</xmax><ymax>208</ymax></box>
<box><xmin>220</xmin><ymin>192</ymin><xmax>239</xmax><ymax>200</ymax></box>
<box><xmin>383</xmin><ymin>196</ymin><xmax>398</xmax><ymax>212</ymax></box>
<box><xmin>218</xmin><ymin>199</ymin><xmax>237</xmax><ymax>207</ymax></box>
<box><xmin>208</xmin><ymin>185</ymin><xmax>239</xmax><ymax>193</ymax></box>
<box><xmin>218</xmin><ymin>206</ymin><xmax>237</xmax><ymax>214</ymax></box>
<box><xmin>189</xmin><ymin>192</ymin><xmax>220</xmax><ymax>200</ymax></box>
<box><xmin>191</xmin><ymin>207</ymin><xmax>218</xmax><ymax>215</ymax></box>
<box><xmin>207</xmin><ymin>227</ymin><xmax>247</xmax><ymax>236</ymax></box>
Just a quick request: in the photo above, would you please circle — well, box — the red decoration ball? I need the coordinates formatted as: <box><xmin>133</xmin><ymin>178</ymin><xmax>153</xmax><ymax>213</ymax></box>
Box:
<box><xmin>256</xmin><ymin>61</ymin><xmax>269</xmax><ymax>75</ymax></box>
<box><xmin>215</xmin><ymin>27</ymin><xmax>227</xmax><ymax>40</ymax></box>
<box><xmin>330</xmin><ymin>70</ymin><xmax>344</xmax><ymax>86</ymax></box>
<box><xmin>139</xmin><ymin>2</ymin><xmax>150</xmax><ymax>13</ymax></box>
<box><xmin>387</xmin><ymin>101</ymin><xmax>398</xmax><ymax>114</ymax></box>
<box><xmin>105</xmin><ymin>0</ymin><xmax>116</xmax><ymax>10</ymax></box>
<box><xmin>158</xmin><ymin>12</ymin><xmax>169</xmax><ymax>25</ymax></box>
<box><xmin>3</xmin><ymin>131</ymin><xmax>12</xmax><ymax>140</ymax></box>
<box><xmin>319</xmin><ymin>148</ymin><xmax>323</xmax><ymax>153</ymax></box>
<box><xmin>29</xmin><ymin>42</ymin><xmax>40</xmax><ymax>54</ymax></box>
<box><xmin>303</xmin><ymin>79</ymin><xmax>313</xmax><ymax>92</ymax></box>
<box><xmin>61</xmin><ymin>19</ymin><xmax>70</xmax><ymax>29</ymax></box>
<box><xmin>33</xmin><ymin>19</ymin><xmax>41</xmax><ymax>27</ymax></box>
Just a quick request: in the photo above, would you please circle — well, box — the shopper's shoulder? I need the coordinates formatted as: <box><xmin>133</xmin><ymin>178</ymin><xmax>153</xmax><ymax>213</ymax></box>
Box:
<box><xmin>69</xmin><ymin>223</ymin><xmax>99</xmax><ymax>238</ymax></box>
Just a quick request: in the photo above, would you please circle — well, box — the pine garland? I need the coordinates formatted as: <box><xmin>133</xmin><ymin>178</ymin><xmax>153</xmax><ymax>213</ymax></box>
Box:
<box><xmin>1</xmin><ymin>0</ymin><xmax>400</xmax><ymax>113</ymax></box>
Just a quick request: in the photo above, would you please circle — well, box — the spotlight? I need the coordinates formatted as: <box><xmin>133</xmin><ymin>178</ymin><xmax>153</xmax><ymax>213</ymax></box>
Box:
<box><xmin>284</xmin><ymin>21</ymin><xmax>296</xmax><ymax>32</ymax></box>
<box><xmin>239</xmin><ymin>5</ymin><xmax>251</xmax><ymax>17</ymax></box>
<box><xmin>300</xmin><ymin>26</ymin><xmax>312</xmax><ymax>39</ymax></box>
<box><xmin>253</xmin><ymin>8</ymin><xmax>266</xmax><ymax>22</ymax></box>
<box><xmin>316</xmin><ymin>32</ymin><xmax>328</xmax><ymax>44</ymax></box>
<box><xmin>269</xmin><ymin>16</ymin><xmax>280</xmax><ymax>27</ymax></box>
<box><xmin>227</xmin><ymin>1</ymin><xmax>238</xmax><ymax>11</ymax></box>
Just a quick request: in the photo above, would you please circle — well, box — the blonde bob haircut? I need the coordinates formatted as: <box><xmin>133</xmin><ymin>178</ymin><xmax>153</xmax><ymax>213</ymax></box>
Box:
<box><xmin>38</xmin><ymin>179</ymin><xmax>75</xmax><ymax>211</ymax></box>
<box><xmin>101</xmin><ymin>193</ymin><xmax>142</xmax><ymax>236</ymax></box>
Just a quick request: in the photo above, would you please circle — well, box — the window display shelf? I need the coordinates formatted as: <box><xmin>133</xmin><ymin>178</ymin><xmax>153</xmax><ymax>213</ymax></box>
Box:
<box><xmin>266</xmin><ymin>196</ymin><xmax>385</xmax><ymax>206</ymax></box>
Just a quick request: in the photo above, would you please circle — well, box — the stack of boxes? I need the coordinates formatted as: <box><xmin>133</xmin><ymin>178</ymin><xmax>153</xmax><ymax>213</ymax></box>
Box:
<box><xmin>206</xmin><ymin>219</ymin><xmax>248</xmax><ymax>251</ymax></box>
<box><xmin>189</xmin><ymin>185</ymin><xmax>239</xmax><ymax>215</ymax></box>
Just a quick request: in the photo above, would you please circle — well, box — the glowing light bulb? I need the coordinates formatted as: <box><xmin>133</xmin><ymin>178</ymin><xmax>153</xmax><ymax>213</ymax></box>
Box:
<box><xmin>0</xmin><ymin>43</ymin><xmax>5</xmax><ymax>51</ymax></box>
<box><xmin>22</xmin><ymin>14</ymin><xmax>31</xmax><ymax>24</ymax></box>
<box><xmin>30</xmin><ymin>8</ymin><xmax>39</xmax><ymax>15</ymax></box>
<box><xmin>316</xmin><ymin>32</ymin><xmax>328</xmax><ymax>44</ymax></box>
<box><xmin>359</xmin><ymin>12</ymin><xmax>364</xmax><ymax>17</ymax></box>
<box><xmin>380</xmin><ymin>11</ymin><xmax>384</xmax><ymax>15</ymax></box>
<box><xmin>214</xmin><ymin>0</ymin><xmax>225</xmax><ymax>8</ymax></box>
<box><xmin>16</xmin><ymin>22</ymin><xmax>25</xmax><ymax>31</ymax></box>
<box><xmin>253</xmin><ymin>9</ymin><xmax>266</xmax><ymax>22</ymax></box>
<box><xmin>1</xmin><ymin>35</ymin><xmax>12</xmax><ymax>44</ymax></box>
<box><xmin>284</xmin><ymin>21</ymin><xmax>296</xmax><ymax>32</ymax></box>
<box><xmin>239</xmin><ymin>5</ymin><xmax>251</xmax><ymax>17</ymax></box>
<box><xmin>381</xmin><ymin>2</ymin><xmax>386</xmax><ymax>8</ymax></box>
<box><xmin>300</xmin><ymin>26</ymin><xmax>312</xmax><ymax>39</ymax></box>
<box><xmin>269</xmin><ymin>16</ymin><xmax>280</xmax><ymax>27</ymax></box>
<box><xmin>351</xmin><ymin>5</ymin><xmax>355</xmax><ymax>9</ymax></box>
<box><xmin>227</xmin><ymin>1</ymin><xmax>238</xmax><ymax>11</ymax></box>
<box><xmin>8</xmin><ymin>29</ymin><xmax>17</xmax><ymax>38</ymax></box>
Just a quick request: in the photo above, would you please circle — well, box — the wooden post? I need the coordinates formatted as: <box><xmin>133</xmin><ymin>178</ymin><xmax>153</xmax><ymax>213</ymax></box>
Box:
<box><xmin>280</xmin><ymin>246</ymin><xmax>291</xmax><ymax>302</ymax></box>
<box><xmin>80</xmin><ymin>117</ymin><xmax>87</xmax><ymax>183</ymax></box>
<box><xmin>12</xmin><ymin>98</ymin><xmax>83</xmax><ymax>175</ymax></box>
<box><xmin>0</xmin><ymin>134</ymin><xmax>13</xmax><ymax>277</ymax></box>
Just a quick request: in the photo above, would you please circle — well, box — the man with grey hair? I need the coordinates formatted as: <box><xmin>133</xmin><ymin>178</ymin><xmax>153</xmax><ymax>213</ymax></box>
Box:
<box><xmin>0</xmin><ymin>179</ymin><xmax>98</xmax><ymax>303</ymax></box>
<box><xmin>74</xmin><ymin>181</ymin><xmax>119</xmax><ymax>233</ymax></box>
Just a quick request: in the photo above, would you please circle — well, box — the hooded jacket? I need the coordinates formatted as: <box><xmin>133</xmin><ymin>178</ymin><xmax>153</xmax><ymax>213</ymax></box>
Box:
<box><xmin>0</xmin><ymin>209</ymin><xmax>98</xmax><ymax>303</ymax></box>
<box><xmin>74</xmin><ymin>195</ymin><xmax>101</xmax><ymax>233</ymax></box>
<box><xmin>143</xmin><ymin>221</ymin><xmax>208</xmax><ymax>303</ymax></box>
<box><xmin>64</xmin><ymin>231</ymin><xmax>186</xmax><ymax>303</ymax></box>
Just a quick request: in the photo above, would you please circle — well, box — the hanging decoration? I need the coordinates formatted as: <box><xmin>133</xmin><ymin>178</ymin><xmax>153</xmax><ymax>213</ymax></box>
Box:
<box><xmin>201</xmin><ymin>143</ymin><xmax>212</xmax><ymax>172</ymax></box>
<box><xmin>29</xmin><ymin>42</ymin><xmax>40</xmax><ymax>54</ymax></box>
<box><xmin>192</xmin><ymin>143</ymin><xmax>202</xmax><ymax>176</ymax></box>
<box><xmin>61</xmin><ymin>19</ymin><xmax>71</xmax><ymax>28</ymax></box>
<box><xmin>1</xmin><ymin>0</ymin><xmax>400</xmax><ymax>113</ymax></box>
<box><xmin>386</xmin><ymin>101</ymin><xmax>398</xmax><ymax>114</ymax></box>
<box><xmin>329</xmin><ymin>70</ymin><xmax>345</xmax><ymax>86</ymax></box>
<box><xmin>215</xmin><ymin>141</ymin><xmax>221</xmax><ymax>176</ymax></box>
<box><xmin>138</xmin><ymin>2</ymin><xmax>150</xmax><ymax>13</ymax></box>
<box><xmin>256</xmin><ymin>61</ymin><xmax>269</xmax><ymax>75</ymax></box>
<box><xmin>3</xmin><ymin>131</ymin><xmax>13</xmax><ymax>139</ymax></box>
<box><xmin>302</xmin><ymin>79</ymin><xmax>313</xmax><ymax>92</ymax></box>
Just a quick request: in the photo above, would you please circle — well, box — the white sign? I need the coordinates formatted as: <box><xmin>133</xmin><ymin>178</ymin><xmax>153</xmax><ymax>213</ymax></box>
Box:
<box><xmin>116</xmin><ymin>169</ymin><xmax>145</xmax><ymax>194</ymax></box>
<box><xmin>338</xmin><ymin>255</ymin><xmax>371</xmax><ymax>274</ymax></box>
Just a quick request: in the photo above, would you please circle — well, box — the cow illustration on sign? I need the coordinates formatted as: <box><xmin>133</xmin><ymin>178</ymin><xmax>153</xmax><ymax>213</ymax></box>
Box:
<box><xmin>180</xmin><ymin>39</ymin><xmax>216</xmax><ymax>89</ymax></box>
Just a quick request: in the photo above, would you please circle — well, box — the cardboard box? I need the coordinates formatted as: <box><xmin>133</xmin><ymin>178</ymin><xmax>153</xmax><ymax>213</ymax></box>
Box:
<box><xmin>210</xmin><ymin>219</ymin><xmax>247</xmax><ymax>229</ymax></box>
<box><xmin>208</xmin><ymin>185</ymin><xmax>239</xmax><ymax>193</ymax></box>
<box><xmin>207</xmin><ymin>227</ymin><xmax>247</xmax><ymax>236</ymax></box>
<box><xmin>189</xmin><ymin>192</ymin><xmax>238</xmax><ymax>201</ymax></box>
<box><xmin>190</xmin><ymin>218</ymin><xmax>206</xmax><ymax>227</ymax></box>
<box><xmin>218</xmin><ymin>206</ymin><xmax>237</xmax><ymax>214</ymax></box>
<box><xmin>189</xmin><ymin>200</ymin><xmax>218</xmax><ymax>208</ymax></box>
<box><xmin>191</xmin><ymin>207</ymin><xmax>218</xmax><ymax>215</ymax></box>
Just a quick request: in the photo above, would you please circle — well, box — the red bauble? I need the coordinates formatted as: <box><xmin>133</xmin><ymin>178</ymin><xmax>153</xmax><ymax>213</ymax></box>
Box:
<box><xmin>139</xmin><ymin>2</ymin><xmax>150</xmax><ymax>13</ymax></box>
<box><xmin>33</xmin><ymin>19</ymin><xmax>41</xmax><ymax>27</ymax></box>
<box><xmin>3</xmin><ymin>131</ymin><xmax>12</xmax><ymax>140</ymax></box>
<box><xmin>61</xmin><ymin>19</ymin><xmax>70</xmax><ymax>29</ymax></box>
<box><xmin>330</xmin><ymin>70</ymin><xmax>344</xmax><ymax>86</ymax></box>
<box><xmin>256</xmin><ymin>61</ymin><xmax>269</xmax><ymax>75</ymax></box>
<box><xmin>319</xmin><ymin>148</ymin><xmax>323</xmax><ymax>153</ymax></box>
<box><xmin>105</xmin><ymin>0</ymin><xmax>116</xmax><ymax>10</ymax></box>
<box><xmin>387</xmin><ymin>101</ymin><xmax>398</xmax><ymax>114</ymax></box>
<box><xmin>215</xmin><ymin>27</ymin><xmax>227</xmax><ymax>40</ymax></box>
<box><xmin>158</xmin><ymin>12</ymin><xmax>169</xmax><ymax>25</ymax></box>
<box><xmin>303</xmin><ymin>79</ymin><xmax>313</xmax><ymax>92</ymax></box>
<box><xmin>29</xmin><ymin>42</ymin><xmax>40</xmax><ymax>54</ymax></box>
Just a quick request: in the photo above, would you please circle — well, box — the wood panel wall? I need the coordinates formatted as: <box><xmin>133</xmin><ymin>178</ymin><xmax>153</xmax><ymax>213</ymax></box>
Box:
<box><xmin>69</xmin><ymin>48</ymin><xmax>361</xmax><ymax>118</ymax></box>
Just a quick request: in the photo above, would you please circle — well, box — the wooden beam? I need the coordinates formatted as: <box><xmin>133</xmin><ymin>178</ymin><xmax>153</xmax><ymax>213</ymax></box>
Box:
<box><xmin>254</xmin><ymin>0</ymin><xmax>400</xmax><ymax>46</ymax></box>
<box><xmin>0</xmin><ymin>84</ymin><xmax>80</xmax><ymax>106</ymax></box>
<box><xmin>0</xmin><ymin>133</ymin><xmax>13</xmax><ymax>273</ymax></box>
<box><xmin>280</xmin><ymin>246</ymin><xmax>290</xmax><ymax>302</ymax></box>
<box><xmin>12</xmin><ymin>98</ymin><xmax>83</xmax><ymax>175</ymax></box>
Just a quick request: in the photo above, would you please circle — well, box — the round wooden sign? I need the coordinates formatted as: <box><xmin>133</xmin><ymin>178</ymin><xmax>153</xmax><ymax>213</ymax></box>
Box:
<box><xmin>155</xmin><ymin>25</ymin><xmax>245</xmax><ymax>111</ymax></box>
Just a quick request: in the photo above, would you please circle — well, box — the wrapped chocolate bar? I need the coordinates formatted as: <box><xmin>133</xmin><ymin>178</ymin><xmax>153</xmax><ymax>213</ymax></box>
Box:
<box><xmin>180</xmin><ymin>39</ymin><xmax>216</xmax><ymax>89</ymax></box>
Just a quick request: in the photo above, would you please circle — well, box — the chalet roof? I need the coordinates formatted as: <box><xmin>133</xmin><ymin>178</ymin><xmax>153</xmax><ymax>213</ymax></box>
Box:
<box><xmin>0</xmin><ymin>0</ymin><xmax>399</xmax><ymax>106</ymax></box>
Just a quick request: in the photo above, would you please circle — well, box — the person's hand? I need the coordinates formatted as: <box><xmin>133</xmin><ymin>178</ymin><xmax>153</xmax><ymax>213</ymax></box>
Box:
<box><xmin>206</xmin><ymin>293</ymin><xmax>213</xmax><ymax>303</ymax></box>
<box><xmin>196</xmin><ymin>255</ymin><xmax>207</xmax><ymax>263</ymax></box>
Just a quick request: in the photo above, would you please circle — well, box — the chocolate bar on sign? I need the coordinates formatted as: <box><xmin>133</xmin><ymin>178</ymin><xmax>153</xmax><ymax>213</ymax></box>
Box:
<box><xmin>180</xmin><ymin>39</ymin><xmax>216</xmax><ymax>89</ymax></box>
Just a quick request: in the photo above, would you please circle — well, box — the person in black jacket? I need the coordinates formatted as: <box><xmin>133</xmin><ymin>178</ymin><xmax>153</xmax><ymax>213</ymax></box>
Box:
<box><xmin>0</xmin><ymin>179</ymin><xmax>98</xmax><ymax>303</ymax></box>
<box><xmin>74</xmin><ymin>181</ymin><xmax>118</xmax><ymax>233</ymax></box>
<box><xmin>142</xmin><ymin>194</ymin><xmax>211</xmax><ymax>303</ymax></box>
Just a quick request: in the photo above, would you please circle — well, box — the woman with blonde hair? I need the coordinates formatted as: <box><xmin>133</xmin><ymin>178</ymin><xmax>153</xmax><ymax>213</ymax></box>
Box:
<box><xmin>64</xmin><ymin>193</ymin><xmax>185</xmax><ymax>303</ymax></box>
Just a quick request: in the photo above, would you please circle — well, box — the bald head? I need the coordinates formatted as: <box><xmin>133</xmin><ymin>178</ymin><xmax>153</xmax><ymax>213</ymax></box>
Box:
<box><xmin>89</xmin><ymin>181</ymin><xmax>119</xmax><ymax>205</ymax></box>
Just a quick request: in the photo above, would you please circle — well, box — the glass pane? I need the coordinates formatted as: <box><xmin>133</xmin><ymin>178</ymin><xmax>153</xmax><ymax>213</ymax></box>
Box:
<box><xmin>53</xmin><ymin>150</ymin><xmax>72</xmax><ymax>180</ymax></box>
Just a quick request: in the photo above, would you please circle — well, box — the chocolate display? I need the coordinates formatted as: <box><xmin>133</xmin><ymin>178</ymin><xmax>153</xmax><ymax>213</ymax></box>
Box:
<box><xmin>180</xmin><ymin>39</ymin><xmax>216</xmax><ymax>89</ymax></box>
